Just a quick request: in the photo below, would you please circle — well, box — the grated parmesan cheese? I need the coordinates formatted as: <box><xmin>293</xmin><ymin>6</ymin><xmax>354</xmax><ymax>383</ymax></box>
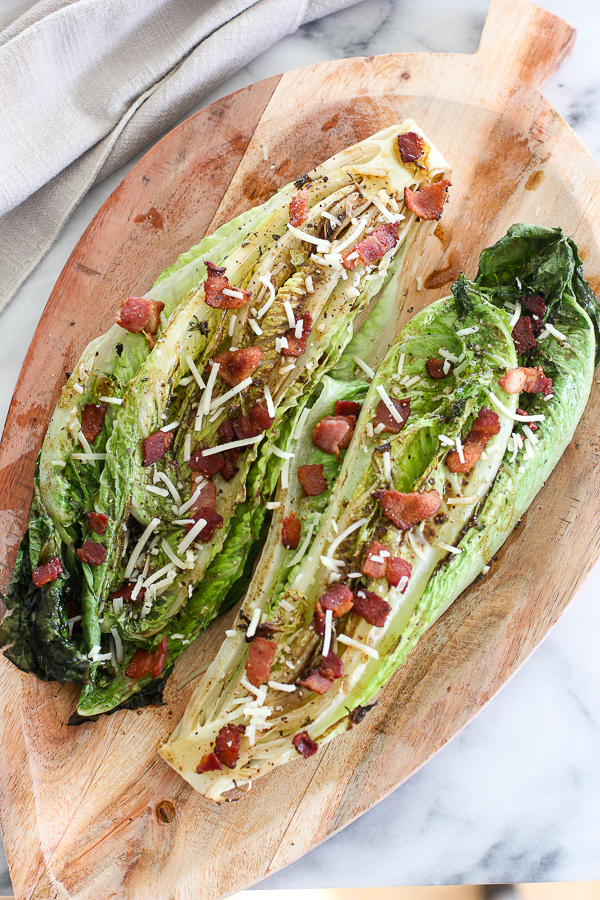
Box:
<box><xmin>337</xmin><ymin>633</ymin><xmax>379</xmax><ymax>659</ymax></box>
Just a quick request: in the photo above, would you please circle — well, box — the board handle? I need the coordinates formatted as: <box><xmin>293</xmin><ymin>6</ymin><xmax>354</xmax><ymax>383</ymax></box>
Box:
<box><xmin>476</xmin><ymin>0</ymin><xmax>575</xmax><ymax>89</ymax></box>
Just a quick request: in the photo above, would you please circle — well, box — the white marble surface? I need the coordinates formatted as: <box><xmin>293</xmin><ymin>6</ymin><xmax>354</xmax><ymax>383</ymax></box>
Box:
<box><xmin>1</xmin><ymin>0</ymin><xmax>600</xmax><ymax>894</ymax></box>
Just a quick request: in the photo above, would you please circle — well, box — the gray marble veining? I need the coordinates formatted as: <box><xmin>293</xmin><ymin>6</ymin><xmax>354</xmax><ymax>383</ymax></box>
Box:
<box><xmin>1</xmin><ymin>0</ymin><xmax>600</xmax><ymax>892</ymax></box>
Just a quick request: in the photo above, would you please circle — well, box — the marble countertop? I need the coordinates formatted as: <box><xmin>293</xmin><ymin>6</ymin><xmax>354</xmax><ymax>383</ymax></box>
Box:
<box><xmin>1</xmin><ymin>0</ymin><xmax>600</xmax><ymax>894</ymax></box>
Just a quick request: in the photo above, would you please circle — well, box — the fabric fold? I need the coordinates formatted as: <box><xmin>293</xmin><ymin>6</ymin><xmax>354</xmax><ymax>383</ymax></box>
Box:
<box><xmin>0</xmin><ymin>0</ymin><xmax>359</xmax><ymax>312</ymax></box>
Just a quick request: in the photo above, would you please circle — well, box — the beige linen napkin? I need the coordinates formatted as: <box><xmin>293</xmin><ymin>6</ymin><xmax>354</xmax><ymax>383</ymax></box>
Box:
<box><xmin>0</xmin><ymin>0</ymin><xmax>360</xmax><ymax>311</ymax></box>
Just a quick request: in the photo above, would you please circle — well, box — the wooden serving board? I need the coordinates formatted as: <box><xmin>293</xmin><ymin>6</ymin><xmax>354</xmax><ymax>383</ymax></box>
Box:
<box><xmin>1</xmin><ymin>1</ymin><xmax>599</xmax><ymax>897</ymax></box>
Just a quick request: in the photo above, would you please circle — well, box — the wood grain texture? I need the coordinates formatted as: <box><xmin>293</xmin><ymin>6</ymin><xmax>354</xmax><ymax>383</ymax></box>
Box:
<box><xmin>1</xmin><ymin>1</ymin><xmax>599</xmax><ymax>898</ymax></box>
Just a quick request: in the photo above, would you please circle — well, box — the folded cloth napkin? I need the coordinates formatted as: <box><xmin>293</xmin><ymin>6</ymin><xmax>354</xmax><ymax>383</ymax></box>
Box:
<box><xmin>0</xmin><ymin>0</ymin><xmax>360</xmax><ymax>312</ymax></box>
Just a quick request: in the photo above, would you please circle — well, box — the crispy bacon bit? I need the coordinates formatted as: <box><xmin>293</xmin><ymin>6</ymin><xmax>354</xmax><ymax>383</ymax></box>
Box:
<box><xmin>517</xmin><ymin>409</ymin><xmax>538</xmax><ymax>430</ymax></box>
<box><xmin>80</xmin><ymin>403</ymin><xmax>107</xmax><ymax>444</ymax></box>
<box><xmin>362</xmin><ymin>541</ymin><xmax>388</xmax><ymax>579</ymax></box>
<box><xmin>76</xmin><ymin>540</ymin><xmax>106</xmax><ymax>566</ymax></box>
<box><xmin>313</xmin><ymin>600</ymin><xmax>326</xmax><ymax>637</ymax></box>
<box><xmin>374</xmin><ymin>398</ymin><xmax>410</xmax><ymax>434</ymax></box>
<box><xmin>188</xmin><ymin>446</ymin><xmax>225</xmax><ymax>477</ymax></box>
<box><xmin>185</xmin><ymin>508</ymin><xmax>224</xmax><ymax>542</ymax></box>
<box><xmin>109</xmin><ymin>583</ymin><xmax>145</xmax><ymax>604</ymax></box>
<box><xmin>217</xmin><ymin>419</ymin><xmax>240</xmax><ymax>471</ymax></box>
<box><xmin>387</xmin><ymin>556</ymin><xmax>412</xmax><ymax>590</ymax></box>
<box><xmin>512</xmin><ymin>317</ymin><xmax>537</xmax><ymax>354</ymax></box>
<box><xmin>282</xmin><ymin>512</ymin><xmax>301</xmax><ymax>550</ymax></box>
<box><xmin>312</xmin><ymin>414</ymin><xmax>355</xmax><ymax>458</ymax></box>
<box><xmin>125</xmin><ymin>635</ymin><xmax>168</xmax><ymax>680</ymax></box>
<box><xmin>319</xmin><ymin>650</ymin><xmax>343</xmax><ymax>681</ymax></box>
<box><xmin>523</xmin><ymin>294</ymin><xmax>547</xmax><ymax>331</ymax></box>
<box><xmin>298</xmin><ymin>670</ymin><xmax>333</xmax><ymax>694</ymax></box>
<box><xmin>214</xmin><ymin>347</ymin><xmax>263</xmax><ymax>387</ymax></box>
<box><xmin>397</xmin><ymin>131</ymin><xmax>425</xmax><ymax>164</ymax></box>
<box><xmin>204</xmin><ymin>261</ymin><xmax>250</xmax><ymax>309</ymax></box>
<box><xmin>86</xmin><ymin>512</ymin><xmax>109</xmax><ymax>535</ymax></box>
<box><xmin>446</xmin><ymin>406</ymin><xmax>501</xmax><ymax>474</ymax></box>
<box><xmin>280</xmin><ymin>311</ymin><xmax>313</xmax><ymax>358</ymax></box>
<box><xmin>32</xmin><ymin>557</ymin><xmax>63</xmax><ymax>587</ymax></box>
<box><xmin>342</xmin><ymin>222</ymin><xmax>399</xmax><ymax>270</ymax></box>
<box><xmin>374</xmin><ymin>489</ymin><xmax>441</xmax><ymax>530</ymax></box>
<box><xmin>232</xmin><ymin>416</ymin><xmax>261</xmax><ymax>442</ymax></box>
<box><xmin>292</xmin><ymin>730</ymin><xmax>318</xmax><ymax>758</ymax></box>
<box><xmin>289</xmin><ymin>190</ymin><xmax>309</xmax><ymax>227</ymax></box>
<box><xmin>249</xmin><ymin>401</ymin><xmax>274</xmax><ymax>431</ymax></box>
<box><xmin>298</xmin><ymin>463</ymin><xmax>328</xmax><ymax>496</ymax></box>
<box><xmin>214</xmin><ymin>724</ymin><xmax>245</xmax><ymax>769</ymax></box>
<box><xmin>499</xmin><ymin>365</ymin><xmax>553</xmax><ymax>397</ymax></box>
<box><xmin>426</xmin><ymin>358</ymin><xmax>453</xmax><ymax>379</ymax></box>
<box><xmin>245</xmin><ymin>636</ymin><xmax>277</xmax><ymax>687</ymax></box>
<box><xmin>404</xmin><ymin>179</ymin><xmax>451</xmax><ymax>221</ymax></box>
<box><xmin>319</xmin><ymin>584</ymin><xmax>354</xmax><ymax>618</ymax></box>
<box><xmin>116</xmin><ymin>297</ymin><xmax>164</xmax><ymax>334</ymax></box>
<box><xmin>352</xmin><ymin>589</ymin><xmax>391</xmax><ymax>627</ymax></box>
<box><xmin>196</xmin><ymin>753</ymin><xmax>223</xmax><ymax>775</ymax></box>
<box><xmin>335</xmin><ymin>400</ymin><xmax>362</xmax><ymax>417</ymax></box>
<box><xmin>189</xmin><ymin>478</ymin><xmax>217</xmax><ymax>515</ymax></box>
<box><xmin>361</xmin><ymin>541</ymin><xmax>412</xmax><ymax>589</ymax></box>
<box><xmin>220</xmin><ymin>455</ymin><xmax>237</xmax><ymax>482</ymax></box>
<box><xmin>142</xmin><ymin>429</ymin><xmax>173</xmax><ymax>467</ymax></box>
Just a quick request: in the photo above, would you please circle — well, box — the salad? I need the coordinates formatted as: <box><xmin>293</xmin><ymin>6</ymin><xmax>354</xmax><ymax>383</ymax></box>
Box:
<box><xmin>159</xmin><ymin>224</ymin><xmax>600</xmax><ymax>799</ymax></box>
<box><xmin>0</xmin><ymin>121</ymin><xmax>450</xmax><ymax>720</ymax></box>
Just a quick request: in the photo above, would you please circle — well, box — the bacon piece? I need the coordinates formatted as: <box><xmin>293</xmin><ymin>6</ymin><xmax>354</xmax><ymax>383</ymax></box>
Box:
<box><xmin>282</xmin><ymin>512</ymin><xmax>301</xmax><ymax>550</ymax></box>
<box><xmin>335</xmin><ymin>400</ymin><xmax>362</xmax><ymax>417</ymax></box>
<box><xmin>125</xmin><ymin>635</ymin><xmax>168</xmax><ymax>680</ymax></box>
<box><xmin>352</xmin><ymin>589</ymin><xmax>391</xmax><ymax>627</ymax></box>
<box><xmin>298</xmin><ymin>670</ymin><xmax>333</xmax><ymax>694</ymax></box>
<box><xmin>318</xmin><ymin>650</ymin><xmax>343</xmax><ymax>681</ymax></box>
<box><xmin>142</xmin><ymin>429</ymin><xmax>173</xmax><ymax>466</ymax></box>
<box><xmin>298</xmin><ymin>463</ymin><xmax>327</xmax><ymax>496</ymax></box>
<box><xmin>374</xmin><ymin>398</ymin><xmax>410</xmax><ymax>434</ymax></box>
<box><xmin>523</xmin><ymin>294</ymin><xmax>547</xmax><ymax>332</ymax></box>
<box><xmin>116</xmin><ymin>297</ymin><xmax>164</xmax><ymax>334</ymax></box>
<box><xmin>319</xmin><ymin>584</ymin><xmax>354</xmax><ymax>618</ymax></box>
<box><xmin>404</xmin><ymin>180</ymin><xmax>451</xmax><ymax>221</ymax></box>
<box><xmin>217</xmin><ymin>418</ymin><xmax>240</xmax><ymax>470</ymax></box>
<box><xmin>204</xmin><ymin>261</ymin><xmax>250</xmax><ymax>309</ymax></box>
<box><xmin>397</xmin><ymin>131</ymin><xmax>425</xmax><ymax>164</ymax></box>
<box><xmin>280</xmin><ymin>311</ymin><xmax>313</xmax><ymax>358</ymax></box>
<box><xmin>374</xmin><ymin>489</ymin><xmax>441</xmax><ymax>530</ymax></box>
<box><xmin>312</xmin><ymin>415</ymin><xmax>355</xmax><ymax>458</ymax></box>
<box><xmin>426</xmin><ymin>358</ymin><xmax>453</xmax><ymax>379</ymax></box>
<box><xmin>232</xmin><ymin>415</ymin><xmax>261</xmax><ymax>442</ymax></box>
<box><xmin>446</xmin><ymin>406</ymin><xmax>501</xmax><ymax>474</ymax></box>
<box><xmin>189</xmin><ymin>478</ymin><xmax>217</xmax><ymax>515</ymax></box>
<box><xmin>80</xmin><ymin>403</ymin><xmax>107</xmax><ymax>444</ymax></box>
<box><xmin>249</xmin><ymin>401</ymin><xmax>274</xmax><ymax>431</ymax></box>
<box><xmin>342</xmin><ymin>222</ymin><xmax>399</xmax><ymax>270</ymax></box>
<box><xmin>185</xmin><ymin>508</ymin><xmax>224</xmax><ymax>542</ymax></box>
<box><xmin>362</xmin><ymin>541</ymin><xmax>388</xmax><ymax>579</ymax></box>
<box><xmin>289</xmin><ymin>190</ymin><xmax>309</xmax><ymax>227</ymax></box>
<box><xmin>188</xmin><ymin>446</ymin><xmax>225</xmax><ymax>477</ymax></box>
<box><xmin>214</xmin><ymin>724</ymin><xmax>245</xmax><ymax>768</ymax></box>
<box><xmin>76</xmin><ymin>540</ymin><xmax>106</xmax><ymax>566</ymax></box>
<box><xmin>292</xmin><ymin>731</ymin><xmax>318</xmax><ymax>758</ymax></box>
<box><xmin>108</xmin><ymin>583</ymin><xmax>145</xmax><ymax>604</ymax></box>
<box><xmin>196</xmin><ymin>752</ymin><xmax>223</xmax><ymax>775</ymax></box>
<box><xmin>245</xmin><ymin>636</ymin><xmax>277</xmax><ymax>687</ymax></box>
<box><xmin>32</xmin><ymin>557</ymin><xmax>63</xmax><ymax>587</ymax></box>
<box><xmin>313</xmin><ymin>600</ymin><xmax>326</xmax><ymax>637</ymax></box>
<box><xmin>386</xmin><ymin>556</ymin><xmax>412</xmax><ymax>591</ymax></box>
<box><xmin>499</xmin><ymin>365</ymin><xmax>553</xmax><ymax>397</ymax></box>
<box><xmin>220</xmin><ymin>455</ymin><xmax>237</xmax><ymax>482</ymax></box>
<box><xmin>512</xmin><ymin>317</ymin><xmax>537</xmax><ymax>354</ymax></box>
<box><xmin>86</xmin><ymin>512</ymin><xmax>109</xmax><ymax>535</ymax></box>
<box><xmin>214</xmin><ymin>346</ymin><xmax>263</xmax><ymax>387</ymax></box>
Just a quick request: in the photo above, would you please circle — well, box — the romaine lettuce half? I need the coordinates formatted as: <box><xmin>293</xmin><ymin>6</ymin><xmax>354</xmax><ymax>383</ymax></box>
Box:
<box><xmin>159</xmin><ymin>225</ymin><xmax>600</xmax><ymax>799</ymax></box>
<box><xmin>1</xmin><ymin>121</ymin><xmax>450</xmax><ymax>720</ymax></box>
